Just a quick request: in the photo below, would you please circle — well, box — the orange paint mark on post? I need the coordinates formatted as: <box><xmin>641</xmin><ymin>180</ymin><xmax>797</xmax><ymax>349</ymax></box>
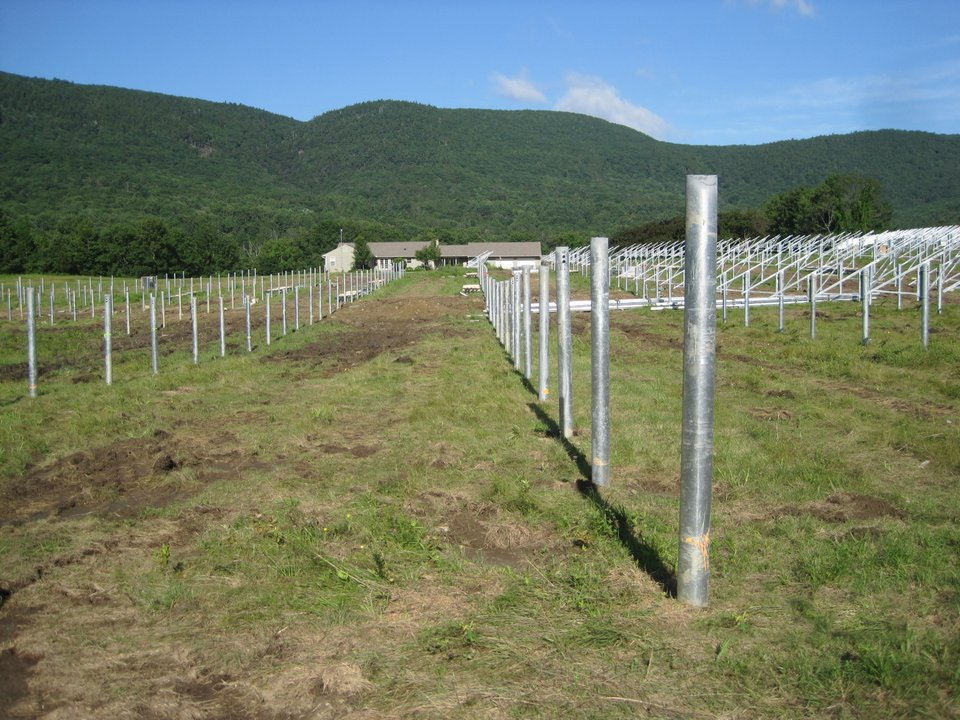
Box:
<box><xmin>683</xmin><ymin>532</ymin><xmax>711</xmax><ymax>572</ymax></box>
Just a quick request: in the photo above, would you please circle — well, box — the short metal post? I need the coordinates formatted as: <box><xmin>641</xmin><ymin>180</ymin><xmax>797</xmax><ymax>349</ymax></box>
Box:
<box><xmin>104</xmin><ymin>295</ymin><xmax>112</xmax><ymax>385</ymax></box>
<box><xmin>777</xmin><ymin>270</ymin><xmax>785</xmax><ymax>332</ymax></box>
<box><xmin>125</xmin><ymin>287</ymin><xmax>131</xmax><ymax>335</ymax></box>
<box><xmin>556</xmin><ymin>246</ymin><xmax>574</xmax><ymax>439</ymax></box>
<box><xmin>281</xmin><ymin>289</ymin><xmax>288</xmax><ymax>336</ymax></box>
<box><xmin>512</xmin><ymin>273</ymin><xmax>522</xmax><ymax>371</ymax></box>
<box><xmin>219</xmin><ymin>295</ymin><xmax>226</xmax><ymax>357</ymax></box>
<box><xmin>809</xmin><ymin>274</ymin><xmax>817</xmax><ymax>339</ymax></box>
<box><xmin>937</xmin><ymin>259</ymin><xmax>944</xmax><ymax>315</ymax></box>
<box><xmin>150</xmin><ymin>294</ymin><xmax>159</xmax><ymax>375</ymax></box>
<box><xmin>246</xmin><ymin>296</ymin><xmax>252</xmax><ymax>351</ymax></box>
<box><xmin>921</xmin><ymin>263</ymin><xmax>930</xmax><ymax>348</ymax></box>
<box><xmin>861</xmin><ymin>269</ymin><xmax>871</xmax><ymax>345</ymax></box>
<box><xmin>294</xmin><ymin>286</ymin><xmax>300</xmax><ymax>331</ymax></box>
<box><xmin>191</xmin><ymin>295</ymin><xmax>199</xmax><ymax>364</ymax></box>
<box><xmin>538</xmin><ymin>262</ymin><xmax>550</xmax><ymax>402</ymax></box>
<box><xmin>27</xmin><ymin>290</ymin><xmax>38</xmax><ymax>398</ymax></box>
<box><xmin>743</xmin><ymin>283</ymin><xmax>750</xmax><ymax>327</ymax></box>
<box><xmin>590</xmin><ymin>237</ymin><xmax>610</xmax><ymax>487</ymax></box>
<box><xmin>523</xmin><ymin>267</ymin><xmax>533</xmax><ymax>381</ymax></box>
<box><xmin>678</xmin><ymin>175</ymin><xmax>718</xmax><ymax>608</ymax></box>
<box><xmin>265</xmin><ymin>293</ymin><xmax>272</xmax><ymax>346</ymax></box>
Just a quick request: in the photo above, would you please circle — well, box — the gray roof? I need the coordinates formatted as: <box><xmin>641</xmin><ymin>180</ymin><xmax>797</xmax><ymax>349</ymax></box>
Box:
<box><xmin>440</xmin><ymin>242</ymin><xmax>541</xmax><ymax>259</ymax></box>
<box><xmin>368</xmin><ymin>241</ymin><xmax>430</xmax><ymax>259</ymax></box>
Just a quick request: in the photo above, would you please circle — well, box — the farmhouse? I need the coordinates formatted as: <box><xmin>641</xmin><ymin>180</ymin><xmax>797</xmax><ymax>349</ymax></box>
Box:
<box><xmin>332</xmin><ymin>239</ymin><xmax>544</xmax><ymax>271</ymax></box>
<box><xmin>322</xmin><ymin>242</ymin><xmax>354</xmax><ymax>273</ymax></box>
<box><xmin>439</xmin><ymin>242</ymin><xmax>542</xmax><ymax>269</ymax></box>
<box><xmin>368</xmin><ymin>241</ymin><xmax>432</xmax><ymax>269</ymax></box>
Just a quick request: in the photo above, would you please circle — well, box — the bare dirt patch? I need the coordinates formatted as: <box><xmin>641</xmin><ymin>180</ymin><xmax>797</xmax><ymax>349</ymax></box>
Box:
<box><xmin>0</xmin><ymin>429</ymin><xmax>266</xmax><ymax>526</ymax></box>
<box><xmin>776</xmin><ymin>491</ymin><xmax>906</xmax><ymax>523</ymax></box>
<box><xmin>440</xmin><ymin>506</ymin><xmax>550</xmax><ymax>569</ymax></box>
<box><xmin>264</xmin><ymin>294</ymin><xmax>478</xmax><ymax>375</ymax></box>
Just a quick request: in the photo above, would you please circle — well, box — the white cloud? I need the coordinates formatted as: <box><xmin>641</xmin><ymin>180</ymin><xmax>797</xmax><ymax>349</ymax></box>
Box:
<box><xmin>554</xmin><ymin>73</ymin><xmax>674</xmax><ymax>140</ymax></box>
<box><xmin>491</xmin><ymin>70</ymin><xmax>547</xmax><ymax>104</ymax></box>
<box><xmin>741</xmin><ymin>0</ymin><xmax>815</xmax><ymax>17</ymax></box>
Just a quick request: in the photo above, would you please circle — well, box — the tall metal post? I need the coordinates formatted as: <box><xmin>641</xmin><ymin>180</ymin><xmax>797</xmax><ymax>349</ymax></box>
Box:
<box><xmin>920</xmin><ymin>263</ymin><xmax>930</xmax><ymax>348</ymax></box>
<box><xmin>150</xmin><ymin>294</ymin><xmax>159</xmax><ymax>375</ymax></box>
<box><xmin>590</xmin><ymin>237</ymin><xmax>611</xmax><ymax>487</ymax></box>
<box><xmin>678</xmin><ymin>175</ymin><xmax>718</xmax><ymax>607</ymax></box>
<box><xmin>538</xmin><ymin>262</ymin><xmax>550</xmax><ymax>402</ymax></box>
<box><xmin>104</xmin><ymin>295</ymin><xmax>112</xmax><ymax>385</ymax></box>
<box><xmin>26</xmin><ymin>289</ymin><xmax>37</xmax><ymax>398</ymax></box>
<box><xmin>555</xmin><ymin>246</ymin><xmax>574</xmax><ymax>439</ymax></box>
<box><xmin>281</xmin><ymin>289</ymin><xmax>288</xmax><ymax>336</ymax></box>
<box><xmin>523</xmin><ymin>266</ymin><xmax>533</xmax><ymax>381</ymax></box>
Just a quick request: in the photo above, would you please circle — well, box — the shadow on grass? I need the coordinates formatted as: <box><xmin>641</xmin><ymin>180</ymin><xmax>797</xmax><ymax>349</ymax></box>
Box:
<box><xmin>527</xmin><ymin>402</ymin><xmax>677</xmax><ymax>598</ymax></box>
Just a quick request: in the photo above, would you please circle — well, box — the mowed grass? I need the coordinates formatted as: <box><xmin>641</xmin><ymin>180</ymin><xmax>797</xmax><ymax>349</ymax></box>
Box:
<box><xmin>0</xmin><ymin>269</ymin><xmax>957</xmax><ymax>719</ymax></box>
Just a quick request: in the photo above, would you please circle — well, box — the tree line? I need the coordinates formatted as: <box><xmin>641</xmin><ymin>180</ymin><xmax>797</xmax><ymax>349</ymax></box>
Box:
<box><xmin>0</xmin><ymin>174</ymin><xmax>895</xmax><ymax>276</ymax></box>
<box><xmin>611</xmin><ymin>174</ymin><xmax>894</xmax><ymax>247</ymax></box>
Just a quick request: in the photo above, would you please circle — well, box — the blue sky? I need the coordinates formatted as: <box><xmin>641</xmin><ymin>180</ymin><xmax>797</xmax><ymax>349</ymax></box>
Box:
<box><xmin>1</xmin><ymin>0</ymin><xmax>958</xmax><ymax>145</ymax></box>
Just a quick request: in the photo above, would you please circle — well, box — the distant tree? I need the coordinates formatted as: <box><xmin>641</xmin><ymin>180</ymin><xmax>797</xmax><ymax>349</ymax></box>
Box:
<box><xmin>352</xmin><ymin>236</ymin><xmax>374</xmax><ymax>270</ymax></box>
<box><xmin>414</xmin><ymin>239</ymin><xmax>441</xmax><ymax>268</ymax></box>
<box><xmin>764</xmin><ymin>174</ymin><xmax>892</xmax><ymax>235</ymax></box>
<box><xmin>612</xmin><ymin>216</ymin><xmax>685</xmax><ymax>246</ymax></box>
<box><xmin>0</xmin><ymin>209</ymin><xmax>34</xmax><ymax>273</ymax></box>
<box><xmin>720</xmin><ymin>208</ymin><xmax>769</xmax><ymax>239</ymax></box>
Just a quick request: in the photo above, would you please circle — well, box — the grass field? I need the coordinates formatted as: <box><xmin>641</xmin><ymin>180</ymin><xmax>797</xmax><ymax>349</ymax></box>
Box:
<box><xmin>1</xmin><ymin>268</ymin><xmax>958</xmax><ymax>719</ymax></box>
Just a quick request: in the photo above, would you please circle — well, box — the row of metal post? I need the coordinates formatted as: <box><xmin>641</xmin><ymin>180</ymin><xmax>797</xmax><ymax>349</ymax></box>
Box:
<box><xmin>21</xmin><ymin>264</ymin><xmax>405</xmax><ymax>392</ymax></box>
<box><xmin>481</xmin><ymin>176</ymin><xmax>718</xmax><ymax>607</ymax></box>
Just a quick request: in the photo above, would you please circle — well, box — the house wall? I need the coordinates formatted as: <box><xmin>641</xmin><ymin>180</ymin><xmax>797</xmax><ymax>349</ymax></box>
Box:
<box><xmin>324</xmin><ymin>244</ymin><xmax>354</xmax><ymax>273</ymax></box>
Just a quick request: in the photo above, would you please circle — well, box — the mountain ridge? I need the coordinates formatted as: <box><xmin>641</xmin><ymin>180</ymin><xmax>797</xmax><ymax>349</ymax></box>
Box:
<box><xmin>2</xmin><ymin>71</ymin><xmax>958</xmax><ymax>241</ymax></box>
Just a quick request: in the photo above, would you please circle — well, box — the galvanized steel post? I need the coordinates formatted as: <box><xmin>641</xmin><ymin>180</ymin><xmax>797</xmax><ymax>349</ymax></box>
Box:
<box><xmin>523</xmin><ymin>267</ymin><xmax>533</xmax><ymax>381</ymax></box>
<box><xmin>809</xmin><ymin>274</ymin><xmax>818</xmax><ymax>339</ymax></box>
<box><xmin>777</xmin><ymin>270</ymin><xmax>785</xmax><ymax>332</ymax></box>
<box><xmin>555</xmin><ymin>246</ymin><xmax>574</xmax><ymax>439</ymax></box>
<box><xmin>678</xmin><ymin>175</ymin><xmax>718</xmax><ymax>607</ymax></box>
<box><xmin>512</xmin><ymin>272</ymin><xmax>522</xmax><ymax>371</ymax></box>
<box><xmin>104</xmin><ymin>295</ymin><xmax>112</xmax><ymax>385</ymax></box>
<box><xmin>538</xmin><ymin>262</ymin><xmax>550</xmax><ymax>402</ymax></box>
<box><xmin>921</xmin><ymin>263</ymin><xmax>930</xmax><ymax>348</ymax></box>
<box><xmin>245</xmin><ymin>296</ymin><xmax>252</xmax><ymax>352</ymax></box>
<box><xmin>590</xmin><ymin>237</ymin><xmax>611</xmax><ymax>487</ymax></box>
<box><xmin>150</xmin><ymin>294</ymin><xmax>159</xmax><ymax>375</ymax></box>
<box><xmin>26</xmin><ymin>289</ymin><xmax>37</xmax><ymax>398</ymax></box>
<box><xmin>861</xmin><ymin>268</ymin><xmax>871</xmax><ymax>345</ymax></box>
<box><xmin>191</xmin><ymin>295</ymin><xmax>199</xmax><ymax>364</ymax></box>
<box><xmin>294</xmin><ymin>286</ymin><xmax>300</xmax><ymax>331</ymax></box>
<box><xmin>266</xmin><ymin>293</ymin><xmax>272</xmax><ymax>346</ymax></box>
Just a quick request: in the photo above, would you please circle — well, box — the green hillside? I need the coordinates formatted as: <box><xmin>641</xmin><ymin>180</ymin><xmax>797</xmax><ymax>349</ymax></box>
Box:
<box><xmin>1</xmin><ymin>71</ymin><xmax>958</xmax><ymax>271</ymax></box>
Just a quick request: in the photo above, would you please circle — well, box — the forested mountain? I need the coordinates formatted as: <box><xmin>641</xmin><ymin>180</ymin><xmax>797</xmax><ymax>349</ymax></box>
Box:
<box><xmin>1</xmin><ymin>71</ymin><xmax>958</xmax><ymax>273</ymax></box>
